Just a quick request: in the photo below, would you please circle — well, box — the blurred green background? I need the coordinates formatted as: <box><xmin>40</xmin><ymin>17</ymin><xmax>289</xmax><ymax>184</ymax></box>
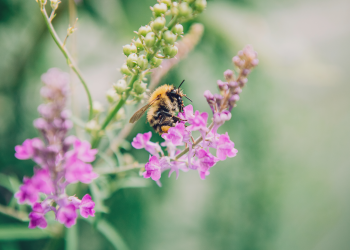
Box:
<box><xmin>1</xmin><ymin>0</ymin><xmax>350</xmax><ymax>249</ymax></box>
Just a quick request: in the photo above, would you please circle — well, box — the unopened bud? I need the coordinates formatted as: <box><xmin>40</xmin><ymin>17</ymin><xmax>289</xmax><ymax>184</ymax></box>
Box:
<box><xmin>67</xmin><ymin>26</ymin><xmax>76</xmax><ymax>36</ymax></box>
<box><xmin>120</xmin><ymin>63</ymin><xmax>132</xmax><ymax>75</ymax></box>
<box><xmin>163</xmin><ymin>45</ymin><xmax>178</xmax><ymax>58</ymax></box>
<box><xmin>113</xmin><ymin>79</ymin><xmax>128</xmax><ymax>95</ymax></box>
<box><xmin>138</xmin><ymin>25</ymin><xmax>152</xmax><ymax>37</ymax></box>
<box><xmin>160</xmin><ymin>0</ymin><xmax>172</xmax><ymax>8</ymax></box>
<box><xmin>224</xmin><ymin>69</ymin><xmax>234</xmax><ymax>82</ymax></box>
<box><xmin>92</xmin><ymin>101</ymin><xmax>104</xmax><ymax>114</ymax></box>
<box><xmin>151</xmin><ymin>17</ymin><xmax>166</xmax><ymax>31</ymax></box>
<box><xmin>194</xmin><ymin>0</ymin><xmax>207</xmax><ymax>13</ymax></box>
<box><xmin>150</xmin><ymin>57</ymin><xmax>163</xmax><ymax>68</ymax></box>
<box><xmin>126</xmin><ymin>53</ymin><xmax>138</xmax><ymax>69</ymax></box>
<box><xmin>153</xmin><ymin>3</ymin><xmax>167</xmax><ymax>17</ymax></box>
<box><xmin>137</xmin><ymin>55</ymin><xmax>148</xmax><ymax>70</ymax></box>
<box><xmin>135</xmin><ymin>38</ymin><xmax>144</xmax><ymax>51</ymax></box>
<box><xmin>123</xmin><ymin>44</ymin><xmax>137</xmax><ymax>56</ymax></box>
<box><xmin>133</xmin><ymin>81</ymin><xmax>147</xmax><ymax>95</ymax></box>
<box><xmin>85</xmin><ymin>120</ymin><xmax>100</xmax><ymax>132</ymax></box>
<box><xmin>178</xmin><ymin>2</ymin><xmax>192</xmax><ymax>17</ymax></box>
<box><xmin>172</xmin><ymin>24</ymin><xmax>183</xmax><ymax>35</ymax></box>
<box><xmin>145</xmin><ymin>32</ymin><xmax>156</xmax><ymax>47</ymax></box>
<box><xmin>217</xmin><ymin>80</ymin><xmax>228</xmax><ymax>91</ymax></box>
<box><xmin>171</xmin><ymin>2</ymin><xmax>179</xmax><ymax>15</ymax></box>
<box><xmin>106</xmin><ymin>89</ymin><xmax>119</xmax><ymax>103</ymax></box>
<box><xmin>163</xmin><ymin>30</ymin><xmax>177</xmax><ymax>45</ymax></box>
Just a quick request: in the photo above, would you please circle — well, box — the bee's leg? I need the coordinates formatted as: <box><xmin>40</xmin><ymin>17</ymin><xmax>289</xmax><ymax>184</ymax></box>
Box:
<box><xmin>161</xmin><ymin>126</ymin><xmax>171</xmax><ymax>133</ymax></box>
<box><xmin>159</xmin><ymin>111</ymin><xmax>186</xmax><ymax>121</ymax></box>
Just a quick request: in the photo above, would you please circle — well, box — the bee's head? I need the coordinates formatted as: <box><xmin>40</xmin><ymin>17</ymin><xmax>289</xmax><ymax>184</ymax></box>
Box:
<box><xmin>171</xmin><ymin>80</ymin><xmax>192</xmax><ymax>112</ymax></box>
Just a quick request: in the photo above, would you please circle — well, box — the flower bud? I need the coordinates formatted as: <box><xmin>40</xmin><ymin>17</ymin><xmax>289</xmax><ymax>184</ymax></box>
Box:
<box><xmin>120</xmin><ymin>63</ymin><xmax>132</xmax><ymax>75</ymax></box>
<box><xmin>92</xmin><ymin>101</ymin><xmax>104</xmax><ymax>114</ymax></box>
<box><xmin>217</xmin><ymin>80</ymin><xmax>228</xmax><ymax>91</ymax></box>
<box><xmin>123</xmin><ymin>44</ymin><xmax>137</xmax><ymax>56</ymax></box>
<box><xmin>178</xmin><ymin>2</ymin><xmax>192</xmax><ymax>17</ymax></box>
<box><xmin>163</xmin><ymin>45</ymin><xmax>178</xmax><ymax>58</ymax></box>
<box><xmin>113</xmin><ymin>79</ymin><xmax>128</xmax><ymax>95</ymax></box>
<box><xmin>126</xmin><ymin>53</ymin><xmax>138</xmax><ymax>69</ymax></box>
<box><xmin>194</xmin><ymin>0</ymin><xmax>207</xmax><ymax>13</ymax></box>
<box><xmin>145</xmin><ymin>32</ymin><xmax>156</xmax><ymax>47</ymax></box>
<box><xmin>137</xmin><ymin>55</ymin><xmax>148</xmax><ymax>70</ymax></box>
<box><xmin>135</xmin><ymin>38</ymin><xmax>144</xmax><ymax>51</ymax></box>
<box><xmin>151</xmin><ymin>17</ymin><xmax>166</xmax><ymax>31</ymax></box>
<box><xmin>133</xmin><ymin>81</ymin><xmax>147</xmax><ymax>95</ymax></box>
<box><xmin>106</xmin><ymin>89</ymin><xmax>119</xmax><ymax>103</ymax></box>
<box><xmin>160</xmin><ymin>0</ymin><xmax>172</xmax><ymax>8</ymax></box>
<box><xmin>153</xmin><ymin>3</ymin><xmax>167</xmax><ymax>17</ymax></box>
<box><xmin>224</xmin><ymin>69</ymin><xmax>234</xmax><ymax>82</ymax></box>
<box><xmin>138</xmin><ymin>25</ymin><xmax>152</xmax><ymax>37</ymax></box>
<box><xmin>150</xmin><ymin>57</ymin><xmax>163</xmax><ymax>68</ymax></box>
<box><xmin>163</xmin><ymin>30</ymin><xmax>177</xmax><ymax>45</ymax></box>
<box><xmin>171</xmin><ymin>2</ymin><xmax>179</xmax><ymax>15</ymax></box>
<box><xmin>50</xmin><ymin>0</ymin><xmax>60</xmax><ymax>10</ymax></box>
<box><xmin>85</xmin><ymin>120</ymin><xmax>100</xmax><ymax>132</ymax></box>
<box><xmin>172</xmin><ymin>24</ymin><xmax>183</xmax><ymax>35</ymax></box>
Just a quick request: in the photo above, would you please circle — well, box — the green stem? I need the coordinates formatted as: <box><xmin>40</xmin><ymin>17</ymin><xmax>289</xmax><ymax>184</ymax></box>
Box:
<box><xmin>95</xmin><ymin>163</ymin><xmax>145</xmax><ymax>175</ymax></box>
<box><xmin>91</xmin><ymin>73</ymin><xmax>139</xmax><ymax>148</ymax></box>
<box><xmin>39</xmin><ymin>4</ymin><xmax>94</xmax><ymax>120</ymax></box>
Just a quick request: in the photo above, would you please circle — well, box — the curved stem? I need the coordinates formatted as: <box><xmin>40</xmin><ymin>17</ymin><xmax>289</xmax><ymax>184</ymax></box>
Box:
<box><xmin>39</xmin><ymin>4</ymin><xmax>94</xmax><ymax>120</ymax></box>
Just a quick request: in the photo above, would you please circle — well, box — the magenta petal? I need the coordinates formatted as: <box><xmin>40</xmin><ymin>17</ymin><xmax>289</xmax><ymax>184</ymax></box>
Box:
<box><xmin>80</xmin><ymin>194</ymin><xmax>95</xmax><ymax>218</ymax></box>
<box><xmin>151</xmin><ymin>169</ymin><xmax>161</xmax><ymax>181</ymax></box>
<box><xmin>57</xmin><ymin>204</ymin><xmax>77</xmax><ymax>228</ymax></box>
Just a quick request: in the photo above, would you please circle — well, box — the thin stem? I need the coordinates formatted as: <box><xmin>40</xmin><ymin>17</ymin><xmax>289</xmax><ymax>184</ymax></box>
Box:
<box><xmin>91</xmin><ymin>73</ymin><xmax>139</xmax><ymax>148</ymax></box>
<box><xmin>174</xmin><ymin>122</ymin><xmax>214</xmax><ymax>160</ymax></box>
<box><xmin>0</xmin><ymin>204</ymin><xmax>29</xmax><ymax>222</ymax></box>
<box><xmin>95</xmin><ymin>163</ymin><xmax>145</xmax><ymax>175</ymax></box>
<box><xmin>39</xmin><ymin>4</ymin><xmax>93</xmax><ymax>120</ymax></box>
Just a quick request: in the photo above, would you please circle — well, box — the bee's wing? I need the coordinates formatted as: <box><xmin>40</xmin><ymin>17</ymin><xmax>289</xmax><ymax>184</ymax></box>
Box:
<box><xmin>129</xmin><ymin>97</ymin><xmax>159</xmax><ymax>123</ymax></box>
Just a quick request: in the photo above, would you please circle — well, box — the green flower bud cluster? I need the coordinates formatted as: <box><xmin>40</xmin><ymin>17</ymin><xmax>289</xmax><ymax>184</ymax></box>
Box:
<box><xmin>113</xmin><ymin>0</ymin><xmax>207</xmax><ymax>103</ymax></box>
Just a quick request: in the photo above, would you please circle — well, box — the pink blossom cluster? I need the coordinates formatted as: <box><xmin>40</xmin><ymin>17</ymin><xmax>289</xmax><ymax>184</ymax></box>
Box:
<box><xmin>132</xmin><ymin>45</ymin><xmax>258</xmax><ymax>185</ymax></box>
<box><xmin>14</xmin><ymin>68</ymin><xmax>98</xmax><ymax>228</ymax></box>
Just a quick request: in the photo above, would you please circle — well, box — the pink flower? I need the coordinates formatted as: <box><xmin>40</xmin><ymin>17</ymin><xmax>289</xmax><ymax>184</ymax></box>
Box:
<box><xmin>14</xmin><ymin>138</ymin><xmax>42</xmax><ymax>160</ymax></box>
<box><xmin>15</xmin><ymin>178</ymin><xmax>39</xmax><ymax>205</ymax></box>
<box><xmin>212</xmin><ymin>110</ymin><xmax>231</xmax><ymax>134</ymax></box>
<box><xmin>178</xmin><ymin>104</ymin><xmax>195</xmax><ymax>120</ymax></box>
<box><xmin>195</xmin><ymin>149</ymin><xmax>218</xmax><ymax>179</ymax></box>
<box><xmin>79</xmin><ymin>194</ymin><xmax>95</xmax><ymax>218</ymax></box>
<box><xmin>187</xmin><ymin>110</ymin><xmax>209</xmax><ymax>140</ymax></box>
<box><xmin>168</xmin><ymin>160</ymin><xmax>189</xmax><ymax>179</ymax></box>
<box><xmin>71</xmin><ymin>138</ymin><xmax>98</xmax><ymax>162</ymax></box>
<box><xmin>132</xmin><ymin>132</ymin><xmax>162</xmax><ymax>156</ymax></box>
<box><xmin>216</xmin><ymin>133</ymin><xmax>238</xmax><ymax>160</ymax></box>
<box><xmin>162</xmin><ymin>123</ymin><xmax>188</xmax><ymax>146</ymax></box>
<box><xmin>28</xmin><ymin>203</ymin><xmax>47</xmax><ymax>229</ymax></box>
<box><xmin>56</xmin><ymin>203</ymin><xmax>77</xmax><ymax>228</ymax></box>
<box><xmin>31</xmin><ymin>169</ymin><xmax>55</xmax><ymax>195</ymax></box>
<box><xmin>65</xmin><ymin>157</ymin><xmax>98</xmax><ymax>184</ymax></box>
<box><xmin>143</xmin><ymin>156</ymin><xmax>163</xmax><ymax>181</ymax></box>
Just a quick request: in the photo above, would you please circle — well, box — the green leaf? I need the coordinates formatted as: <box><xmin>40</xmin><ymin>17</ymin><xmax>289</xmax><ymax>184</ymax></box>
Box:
<box><xmin>0</xmin><ymin>225</ymin><xmax>51</xmax><ymax>240</ymax></box>
<box><xmin>0</xmin><ymin>174</ymin><xmax>20</xmax><ymax>193</ymax></box>
<box><xmin>96</xmin><ymin>219</ymin><xmax>129</xmax><ymax>250</ymax></box>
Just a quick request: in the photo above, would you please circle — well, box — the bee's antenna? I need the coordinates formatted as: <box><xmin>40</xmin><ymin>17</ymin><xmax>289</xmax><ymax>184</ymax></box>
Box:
<box><xmin>178</xmin><ymin>80</ymin><xmax>185</xmax><ymax>89</ymax></box>
<box><xmin>184</xmin><ymin>95</ymin><xmax>192</xmax><ymax>102</ymax></box>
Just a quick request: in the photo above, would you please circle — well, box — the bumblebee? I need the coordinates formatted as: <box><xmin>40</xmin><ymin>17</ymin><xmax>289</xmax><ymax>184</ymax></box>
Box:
<box><xmin>129</xmin><ymin>80</ymin><xmax>192</xmax><ymax>134</ymax></box>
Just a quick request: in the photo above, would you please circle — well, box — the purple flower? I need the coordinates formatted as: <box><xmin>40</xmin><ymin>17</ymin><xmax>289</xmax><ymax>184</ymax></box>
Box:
<box><xmin>162</xmin><ymin>123</ymin><xmax>188</xmax><ymax>146</ymax></box>
<box><xmin>212</xmin><ymin>110</ymin><xmax>232</xmax><ymax>134</ymax></box>
<box><xmin>79</xmin><ymin>194</ymin><xmax>95</xmax><ymax>218</ymax></box>
<box><xmin>132</xmin><ymin>132</ymin><xmax>162</xmax><ymax>156</ymax></box>
<box><xmin>168</xmin><ymin>158</ymin><xmax>189</xmax><ymax>179</ymax></box>
<box><xmin>143</xmin><ymin>156</ymin><xmax>163</xmax><ymax>181</ymax></box>
<box><xmin>31</xmin><ymin>169</ymin><xmax>55</xmax><ymax>194</ymax></box>
<box><xmin>14</xmin><ymin>138</ymin><xmax>42</xmax><ymax>160</ymax></box>
<box><xmin>178</xmin><ymin>104</ymin><xmax>195</xmax><ymax>120</ymax></box>
<box><xmin>56</xmin><ymin>203</ymin><xmax>77</xmax><ymax>228</ymax></box>
<box><xmin>204</xmin><ymin>90</ymin><xmax>216</xmax><ymax>113</ymax></box>
<box><xmin>187</xmin><ymin>110</ymin><xmax>209</xmax><ymax>140</ymax></box>
<box><xmin>195</xmin><ymin>149</ymin><xmax>218</xmax><ymax>179</ymax></box>
<box><xmin>70</xmin><ymin>138</ymin><xmax>98</xmax><ymax>162</ymax></box>
<box><xmin>65</xmin><ymin>157</ymin><xmax>98</xmax><ymax>184</ymax></box>
<box><xmin>216</xmin><ymin>133</ymin><xmax>238</xmax><ymax>160</ymax></box>
<box><xmin>28</xmin><ymin>203</ymin><xmax>48</xmax><ymax>229</ymax></box>
<box><xmin>15</xmin><ymin>178</ymin><xmax>39</xmax><ymax>205</ymax></box>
